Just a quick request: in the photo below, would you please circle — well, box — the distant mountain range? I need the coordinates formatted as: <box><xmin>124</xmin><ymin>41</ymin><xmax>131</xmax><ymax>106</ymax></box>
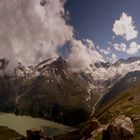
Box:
<box><xmin>0</xmin><ymin>56</ymin><xmax>140</xmax><ymax>126</ymax></box>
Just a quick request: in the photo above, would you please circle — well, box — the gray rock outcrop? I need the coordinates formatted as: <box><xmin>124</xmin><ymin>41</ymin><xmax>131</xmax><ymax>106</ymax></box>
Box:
<box><xmin>102</xmin><ymin>115</ymin><xmax>134</xmax><ymax>140</ymax></box>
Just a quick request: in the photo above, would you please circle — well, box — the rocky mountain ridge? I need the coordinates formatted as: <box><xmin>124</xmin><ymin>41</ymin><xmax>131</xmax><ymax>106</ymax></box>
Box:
<box><xmin>0</xmin><ymin>56</ymin><xmax>140</xmax><ymax>126</ymax></box>
<box><xmin>11</xmin><ymin>56</ymin><xmax>140</xmax><ymax>97</ymax></box>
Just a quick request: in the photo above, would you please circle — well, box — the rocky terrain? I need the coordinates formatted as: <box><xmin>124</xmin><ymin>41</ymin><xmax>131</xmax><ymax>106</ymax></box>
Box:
<box><xmin>45</xmin><ymin>71</ymin><xmax>140</xmax><ymax>140</ymax></box>
<box><xmin>0</xmin><ymin>57</ymin><xmax>140</xmax><ymax>139</ymax></box>
<box><xmin>0</xmin><ymin>57</ymin><xmax>95</xmax><ymax>126</ymax></box>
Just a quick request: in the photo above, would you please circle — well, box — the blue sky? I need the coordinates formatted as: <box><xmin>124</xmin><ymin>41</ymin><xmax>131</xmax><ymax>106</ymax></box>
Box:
<box><xmin>64</xmin><ymin>0</ymin><xmax>140</xmax><ymax>59</ymax></box>
<box><xmin>0</xmin><ymin>0</ymin><xmax>140</xmax><ymax>69</ymax></box>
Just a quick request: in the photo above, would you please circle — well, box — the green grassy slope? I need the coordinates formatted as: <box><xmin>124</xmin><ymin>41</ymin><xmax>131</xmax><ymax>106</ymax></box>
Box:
<box><xmin>97</xmin><ymin>84</ymin><xmax>139</xmax><ymax>120</ymax></box>
<box><xmin>96</xmin><ymin>83</ymin><xmax>140</xmax><ymax>139</ymax></box>
<box><xmin>0</xmin><ymin>126</ymin><xmax>25</xmax><ymax>140</ymax></box>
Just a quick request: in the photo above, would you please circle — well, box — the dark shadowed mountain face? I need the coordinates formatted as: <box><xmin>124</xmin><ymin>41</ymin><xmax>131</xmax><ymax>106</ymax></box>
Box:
<box><xmin>0</xmin><ymin>57</ymin><xmax>96</xmax><ymax>126</ymax></box>
<box><xmin>0</xmin><ymin>57</ymin><xmax>140</xmax><ymax>126</ymax></box>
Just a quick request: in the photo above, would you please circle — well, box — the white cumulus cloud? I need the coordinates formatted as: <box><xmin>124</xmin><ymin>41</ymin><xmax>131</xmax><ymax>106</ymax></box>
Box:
<box><xmin>100</xmin><ymin>48</ymin><xmax>111</xmax><ymax>55</ymax></box>
<box><xmin>68</xmin><ymin>39</ymin><xmax>104</xmax><ymax>72</ymax></box>
<box><xmin>113</xmin><ymin>43</ymin><xmax>126</xmax><ymax>52</ymax></box>
<box><xmin>0</xmin><ymin>0</ymin><xmax>73</xmax><ymax>69</ymax></box>
<box><xmin>113</xmin><ymin>12</ymin><xmax>138</xmax><ymax>41</ymax></box>
<box><xmin>111</xmin><ymin>53</ymin><xmax>118</xmax><ymax>63</ymax></box>
<box><xmin>127</xmin><ymin>41</ymin><xmax>140</xmax><ymax>55</ymax></box>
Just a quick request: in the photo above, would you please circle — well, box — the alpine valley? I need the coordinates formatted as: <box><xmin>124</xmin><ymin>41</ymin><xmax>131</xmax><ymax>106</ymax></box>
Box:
<box><xmin>0</xmin><ymin>56</ymin><xmax>140</xmax><ymax>139</ymax></box>
<box><xmin>0</xmin><ymin>56</ymin><xmax>140</xmax><ymax>126</ymax></box>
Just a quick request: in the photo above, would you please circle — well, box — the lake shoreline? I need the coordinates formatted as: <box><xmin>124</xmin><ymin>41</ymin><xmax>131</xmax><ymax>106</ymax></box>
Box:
<box><xmin>0</xmin><ymin>112</ymin><xmax>76</xmax><ymax>137</ymax></box>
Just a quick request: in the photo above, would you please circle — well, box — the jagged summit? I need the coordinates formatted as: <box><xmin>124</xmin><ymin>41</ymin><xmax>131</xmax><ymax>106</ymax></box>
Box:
<box><xmin>94</xmin><ymin>61</ymin><xmax>110</xmax><ymax>69</ymax></box>
<box><xmin>36</xmin><ymin>57</ymin><xmax>68</xmax><ymax>71</ymax></box>
<box><xmin>37</xmin><ymin>57</ymin><xmax>69</xmax><ymax>71</ymax></box>
<box><xmin>92</xmin><ymin>56</ymin><xmax>140</xmax><ymax>81</ymax></box>
<box><xmin>113</xmin><ymin>56</ymin><xmax>140</xmax><ymax>66</ymax></box>
<box><xmin>51</xmin><ymin>57</ymin><xmax>69</xmax><ymax>70</ymax></box>
<box><xmin>94</xmin><ymin>56</ymin><xmax>140</xmax><ymax>69</ymax></box>
<box><xmin>35</xmin><ymin>57</ymin><xmax>72</xmax><ymax>83</ymax></box>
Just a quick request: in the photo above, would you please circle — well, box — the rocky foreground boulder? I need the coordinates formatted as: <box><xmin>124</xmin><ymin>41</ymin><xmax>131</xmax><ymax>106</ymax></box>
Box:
<box><xmin>131</xmin><ymin>114</ymin><xmax>140</xmax><ymax>124</ymax></box>
<box><xmin>24</xmin><ymin>119</ymin><xmax>100</xmax><ymax>140</ymax></box>
<box><xmin>26</xmin><ymin>128</ymin><xmax>47</xmax><ymax>140</ymax></box>
<box><xmin>102</xmin><ymin>115</ymin><xmax>134</xmax><ymax>140</ymax></box>
<box><xmin>53</xmin><ymin>119</ymin><xmax>100</xmax><ymax>140</ymax></box>
<box><xmin>23</xmin><ymin>115</ymin><xmax>134</xmax><ymax>140</ymax></box>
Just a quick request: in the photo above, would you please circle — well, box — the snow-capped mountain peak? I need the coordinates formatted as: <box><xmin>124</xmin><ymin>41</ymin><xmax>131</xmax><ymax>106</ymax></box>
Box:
<box><xmin>91</xmin><ymin>57</ymin><xmax>140</xmax><ymax>81</ymax></box>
